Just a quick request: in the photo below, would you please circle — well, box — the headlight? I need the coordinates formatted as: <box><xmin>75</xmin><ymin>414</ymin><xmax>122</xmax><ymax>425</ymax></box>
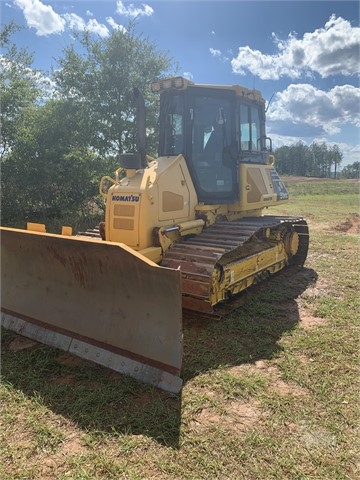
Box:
<box><xmin>150</xmin><ymin>76</ymin><xmax>193</xmax><ymax>93</ymax></box>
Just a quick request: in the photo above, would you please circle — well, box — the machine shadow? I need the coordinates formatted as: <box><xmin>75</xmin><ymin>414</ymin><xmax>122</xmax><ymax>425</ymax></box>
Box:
<box><xmin>182</xmin><ymin>265</ymin><xmax>317</xmax><ymax>383</ymax></box>
<box><xmin>1</xmin><ymin>266</ymin><xmax>316</xmax><ymax>449</ymax></box>
<box><xmin>1</xmin><ymin>329</ymin><xmax>183</xmax><ymax>448</ymax></box>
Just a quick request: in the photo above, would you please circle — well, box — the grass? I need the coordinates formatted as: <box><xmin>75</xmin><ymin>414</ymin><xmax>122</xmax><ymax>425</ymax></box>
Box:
<box><xmin>1</xmin><ymin>178</ymin><xmax>359</xmax><ymax>479</ymax></box>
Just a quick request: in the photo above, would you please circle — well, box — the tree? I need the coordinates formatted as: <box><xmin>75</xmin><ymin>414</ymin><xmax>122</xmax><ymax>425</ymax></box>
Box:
<box><xmin>341</xmin><ymin>162</ymin><xmax>360</xmax><ymax>179</ymax></box>
<box><xmin>0</xmin><ymin>24</ymin><xmax>108</xmax><ymax>228</ymax></box>
<box><xmin>292</xmin><ymin>141</ymin><xmax>309</xmax><ymax>176</ymax></box>
<box><xmin>0</xmin><ymin>22</ymin><xmax>41</xmax><ymax>158</ymax></box>
<box><xmin>330</xmin><ymin>144</ymin><xmax>343</xmax><ymax>178</ymax></box>
<box><xmin>1</xmin><ymin>98</ymin><xmax>109</xmax><ymax>229</ymax></box>
<box><xmin>1</xmin><ymin>22</ymin><xmax>42</xmax><ymax>226</ymax></box>
<box><xmin>1</xmin><ymin>21</ymin><xmax>175</xmax><ymax>230</ymax></box>
<box><xmin>274</xmin><ymin>141</ymin><xmax>344</xmax><ymax>178</ymax></box>
<box><xmin>309</xmin><ymin>142</ymin><xmax>329</xmax><ymax>177</ymax></box>
<box><xmin>275</xmin><ymin>142</ymin><xmax>310</xmax><ymax>176</ymax></box>
<box><xmin>53</xmin><ymin>23</ymin><xmax>176</xmax><ymax>159</ymax></box>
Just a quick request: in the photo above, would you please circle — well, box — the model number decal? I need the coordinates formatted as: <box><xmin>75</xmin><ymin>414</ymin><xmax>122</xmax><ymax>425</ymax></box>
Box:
<box><xmin>112</xmin><ymin>195</ymin><xmax>140</xmax><ymax>202</ymax></box>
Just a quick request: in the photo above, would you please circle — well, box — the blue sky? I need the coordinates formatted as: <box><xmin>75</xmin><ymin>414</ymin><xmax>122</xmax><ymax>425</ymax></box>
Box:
<box><xmin>2</xmin><ymin>0</ymin><xmax>359</xmax><ymax>166</ymax></box>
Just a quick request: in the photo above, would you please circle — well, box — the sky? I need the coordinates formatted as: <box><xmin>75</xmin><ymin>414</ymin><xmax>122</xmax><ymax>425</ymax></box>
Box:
<box><xmin>2</xmin><ymin>0</ymin><xmax>359</xmax><ymax>167</ymax></box>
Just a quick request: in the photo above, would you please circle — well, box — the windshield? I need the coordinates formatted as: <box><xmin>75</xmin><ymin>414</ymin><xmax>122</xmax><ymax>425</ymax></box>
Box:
<box><xmin>158</xmin><ymin>88</ymin><xmax>237</xmax><ymax>203</ymax></box>
<box><xmin>191</xmin><ymin>94</ymin><xmax>234</xmax><ymax>194</ymax></box>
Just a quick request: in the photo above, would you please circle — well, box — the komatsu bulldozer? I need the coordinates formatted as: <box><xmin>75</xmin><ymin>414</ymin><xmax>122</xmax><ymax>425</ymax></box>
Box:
<box><xmin>1</xmin><ymin>77</ymin><xmax>309</xmax><ymax>392</ymax></box>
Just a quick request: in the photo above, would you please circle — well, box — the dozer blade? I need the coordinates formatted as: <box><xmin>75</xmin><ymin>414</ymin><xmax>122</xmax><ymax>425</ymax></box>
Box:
<box><xmin>1</xmin><ymin>227</ymin><xmax>183</xmax><ymax>393</ymax></box>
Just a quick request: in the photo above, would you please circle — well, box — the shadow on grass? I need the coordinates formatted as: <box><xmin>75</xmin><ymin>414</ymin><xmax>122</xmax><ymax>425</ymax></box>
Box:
<box><xmin>182</xmin><ymin>266</ymin><xmax>317</xmax><ymax>382</ymax></box>
<box><xmin>1</xmin><ymin>265</ymin><xmax>316</xmax><ymax>449</ymax></box>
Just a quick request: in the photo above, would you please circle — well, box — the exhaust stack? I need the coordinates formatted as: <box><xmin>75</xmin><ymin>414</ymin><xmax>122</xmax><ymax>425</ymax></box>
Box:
<box><xmin>119</xmin><ymin>87</ymin><xmax>147</xmax><ymax>173</ymax></box>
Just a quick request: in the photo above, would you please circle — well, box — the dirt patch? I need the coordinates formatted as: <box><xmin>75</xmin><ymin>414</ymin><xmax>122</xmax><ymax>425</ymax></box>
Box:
<box><xmin>291</xmin><ymin>420</ymin><xmax>337</xmax><ymax>448</ymax></box>
<box><xmin>1</xmin><ymin>397</ymin><xmax>89</xmax><ymax>480</ymax></box>
<box><xmin>274</xmin><ymin>295</ymin><xmax>326</xmax><ymax>330</ymax></box>
<box><xmin>299</xmin><ymin>310</ymin><xmax>326</xmax><ymax>330</ymax></box>
<box><xmin>253</xmin><ymin>360</ymin><xmax>309</xmax><ymax>397</ymax></box>
<box><xmin>300</xmin><ymin>276</ymin><xmax>340</xmax><ymax>301</ymax></box>
<box><xmin>303</xmin><ymin>285</ymin><xmax>330</xmax><ymax>299</ymax></box>
<box><xmin>334</xmin><ymin>213</ymin><xmax>360</xmax><ymax>234</ymax></box>
<box><xmin>229</xmin><ymin>360</ymin><xmax>309</xmax><ymax>398</ymax></box>
<box><xmin>224</xmin><ymin>401</ymin><xmax>261</xmax><ymax>431</ymax></box>
<box><xmin>56</xmin><ymin>352</ymin><xmax>89</xmax><ymax>367</ymax></box>
<box><xmin>25</xmin><ymin>434</ymin><xmax>89</xmax><ymax>480</ymax></box>
<box><xmin>60</xmin><ymin>435</ymin><xmax>88</xmax><ymax>456</ymax></box>
<box><xmin>52</xmin><ymin>353</ymin><xmax>95</xmax><ymax>386</ymax></box>
<box><xmin>8</xmin><ymin>336</ymin><xmax>39</xmax><ymax>352</ymax></box>
<box><xmin>190</xmin><ymin>399</ymin><xmax>262</xmax><ymax>434</ymax></box>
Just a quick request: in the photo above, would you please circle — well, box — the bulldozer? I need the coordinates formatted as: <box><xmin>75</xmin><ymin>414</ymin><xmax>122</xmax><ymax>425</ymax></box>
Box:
<box><xmin>1</xmin><ymin>77</ymin><xmax>309</xmax><ymax>393</ymax></box>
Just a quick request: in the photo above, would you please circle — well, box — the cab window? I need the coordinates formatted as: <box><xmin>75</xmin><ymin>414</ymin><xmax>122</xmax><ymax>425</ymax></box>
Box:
<box><xmin>240</xmin><ymin>104</ymin><xmax>261</xmax><ymax>151</ymax></box>
<box><xmin>163</xmin><ymin>94</ymin><xmax>184</xmax><ymax>155</ymax></box>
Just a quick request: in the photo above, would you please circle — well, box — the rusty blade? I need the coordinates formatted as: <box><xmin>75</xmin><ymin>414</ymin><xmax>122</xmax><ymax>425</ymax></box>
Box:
<box><xmin>1</xmin><ymin>227</ymin><xmax>183</xmax><ymax>392</ymax></box>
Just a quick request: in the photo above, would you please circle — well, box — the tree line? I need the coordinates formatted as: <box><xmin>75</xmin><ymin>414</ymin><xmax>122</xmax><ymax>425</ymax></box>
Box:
<box><xmin>274</xmin><ymin>142</ymin><xmax>358</xmax><ymax>179</ymax></box>
<box><xmin>1</xmin><ymin>22</ymin><xmax>357</xmax><ymax>232</ymax></box>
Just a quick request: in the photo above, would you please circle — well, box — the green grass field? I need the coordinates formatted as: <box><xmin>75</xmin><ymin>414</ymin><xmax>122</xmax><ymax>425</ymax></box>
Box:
<box><xmin>1</xmin><ymin>178</ymin><xmax>359</xmax><ymax>479</ymax></box>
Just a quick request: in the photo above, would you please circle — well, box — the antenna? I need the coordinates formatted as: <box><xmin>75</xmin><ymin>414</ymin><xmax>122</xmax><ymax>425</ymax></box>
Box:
<box><xmin>265</xmin><ymin>93</ymin><xmax>275</xmax><ymax>113</ymax></box>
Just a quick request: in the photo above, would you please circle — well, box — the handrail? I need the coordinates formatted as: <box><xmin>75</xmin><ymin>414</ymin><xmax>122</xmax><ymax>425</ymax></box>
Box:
<box><xmin>99</xmin><ymin>168</ymin><xmax>123</xmax><ymax>198</ymax></box>
<box><xmin>99</xmin><ymin>176</ymin><xmax>116</xmax><ymax>198</ymax></box>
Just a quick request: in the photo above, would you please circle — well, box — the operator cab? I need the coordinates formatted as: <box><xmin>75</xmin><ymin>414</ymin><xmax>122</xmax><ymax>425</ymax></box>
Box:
<box><xmin>152</xmin><ymin>77</ymin><xmax>272</xmax><ymax>204</ymax></box>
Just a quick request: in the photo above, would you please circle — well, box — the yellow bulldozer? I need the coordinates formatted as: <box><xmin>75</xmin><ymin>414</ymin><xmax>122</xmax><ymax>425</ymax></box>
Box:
<box><xmin>1</xmin><ymin>77</ymin><xmax>309</xmax><ymax>392</ymax></box>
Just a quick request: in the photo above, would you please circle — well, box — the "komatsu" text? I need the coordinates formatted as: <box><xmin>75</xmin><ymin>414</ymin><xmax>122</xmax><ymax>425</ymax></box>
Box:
<box><xmin>112</xmin><ymin>195</ymin><xmax>140</xmax><ymax>202</ymax></box>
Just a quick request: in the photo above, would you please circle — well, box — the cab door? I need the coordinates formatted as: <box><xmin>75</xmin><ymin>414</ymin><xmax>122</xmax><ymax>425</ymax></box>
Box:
<box><xmin>185</xmin><ymin>88</ymin><xmax>238</xmax><ymax>204</ymax></box>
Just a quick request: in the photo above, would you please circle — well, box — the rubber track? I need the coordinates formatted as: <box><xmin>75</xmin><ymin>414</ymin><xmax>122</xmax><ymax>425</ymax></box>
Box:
<box><xmin>161</xmin><ymin>216</ymin><xmax>309</xmax><ymax>314</ymax></box>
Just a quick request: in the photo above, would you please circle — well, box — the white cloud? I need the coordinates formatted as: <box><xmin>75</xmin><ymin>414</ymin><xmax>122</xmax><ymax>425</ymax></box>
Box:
<box><xmin>34</xmin><ymin>70</ymin><xmax>56</xmax><ymax>98</ymax></box>
<box><xmin>14</xmin><ymin>0</ymin><xmax>65</xmax><ymax>36</ymax></box>
<box><xmin>209</xmin><ymin>48</ymin><xmax>229</xmax><ymax>63</ymax></box>
<box><xmin>116</xmin><ymin>1</ymin><xmax>154</xmax><ymax>18</ymax></box>
<box><xmin>340</xmin><ymin>142</ymin><xmax>360</xmax><ymax>166</ymax></box>
<box><xmin>231</xmin><ymin>15</ymin><xmax>360</xmax><ymax>80</ymax></box>
<box><xmin>14</xmin><ymin>0</ymin><xmax>110</xmax><ymax>37</ymax></box>
<box><xmin>209</xmin><ymin>48</ymin><xmax>221</xmax><ymax>58</ymax></box>
<box><xmin>106</xmin><ymin>17</ymin><xmax>127</xmax><ymax>33</ymax></box>
<box><xmin>86</xmin><ymin>19</ymin><xmax>109</xmax><ymax>38</ymax></box>
<box><xmin>1</xmin><ymin>54</ymin><xmax>56</xmax><ymax>98</ymax></box>
<box><xmin>267</xmin><ymin>83</ymin><xmax>360</xmax><ymax>136</ymax></box>
<box><xmin>183</xmin><ymin>72</ymin><xmax>193</xmax><ymax>80</ymax></box>
<box><xmin>62</xmin><ymin>13</ymin><xmax>109</xmax><ymax>37</ymax></box>
<box><xmin>62</xmin><ymin>13</ymin><xmax>85</xmax><ymax>31</ymax></box>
